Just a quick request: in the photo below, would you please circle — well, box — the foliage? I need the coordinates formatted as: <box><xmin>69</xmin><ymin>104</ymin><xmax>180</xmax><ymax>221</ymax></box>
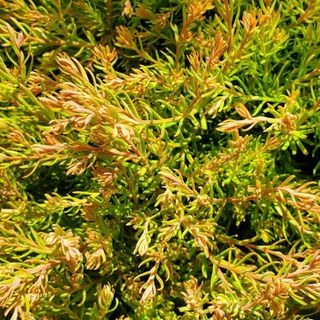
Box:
<box><xmin>1</xmin><ymin>0</ymin><xmax>320</xmax><ymax>319</ymax></box>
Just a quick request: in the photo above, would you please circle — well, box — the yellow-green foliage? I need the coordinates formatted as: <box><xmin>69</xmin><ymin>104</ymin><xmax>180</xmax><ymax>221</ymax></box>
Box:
<box><xmin>1</xmin><ymin>0</ymin><xmax>320</xmax><ymax>319</ymax></box>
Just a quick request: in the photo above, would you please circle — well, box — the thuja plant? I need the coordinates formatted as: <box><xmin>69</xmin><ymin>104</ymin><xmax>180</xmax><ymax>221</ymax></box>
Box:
<box><xmin>1</xmin><ymin>0</ymin><xmax>320</xmax><ymax>319</ymax></box>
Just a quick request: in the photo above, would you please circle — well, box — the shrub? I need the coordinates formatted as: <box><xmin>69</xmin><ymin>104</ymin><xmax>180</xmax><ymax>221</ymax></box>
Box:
<box><xmin>1</xmin><ymin>0</ymin><xmax>320</xmax><ymax>319</ymax></box>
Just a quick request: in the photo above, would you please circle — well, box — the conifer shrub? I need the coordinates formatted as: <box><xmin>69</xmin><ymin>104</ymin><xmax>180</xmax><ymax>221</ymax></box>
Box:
<box><xmin>1</xmin><ymin>0</ymin><xmax>320</xmax><ymax>319</ymax></box>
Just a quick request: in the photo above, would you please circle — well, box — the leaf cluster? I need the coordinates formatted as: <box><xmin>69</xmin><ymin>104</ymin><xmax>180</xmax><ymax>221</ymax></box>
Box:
<box><xmin>1</xmin><ymin>0</ymin><xmax>320</xmax><ymax>319</ymax></box>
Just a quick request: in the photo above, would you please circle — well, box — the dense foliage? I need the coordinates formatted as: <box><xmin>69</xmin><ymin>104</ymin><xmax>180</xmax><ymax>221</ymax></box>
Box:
<box><xmin>1</xmin><ymin>0</ymin><xmax>320</xmax><ymax>319</ymax></box>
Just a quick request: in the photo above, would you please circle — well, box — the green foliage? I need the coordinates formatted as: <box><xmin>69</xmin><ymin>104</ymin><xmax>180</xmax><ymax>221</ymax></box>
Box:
<box><xmin>1</xmin><ymin>0</ymin><xmax>320</xmax><ymax>319</ymax></box>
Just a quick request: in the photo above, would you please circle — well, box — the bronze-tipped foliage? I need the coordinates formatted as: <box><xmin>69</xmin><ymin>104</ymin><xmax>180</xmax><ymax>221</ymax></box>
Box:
<box><xmin>1</xmin><ymin>0</ymin><xmax>320</xmax><ymax>319</ymax></box>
